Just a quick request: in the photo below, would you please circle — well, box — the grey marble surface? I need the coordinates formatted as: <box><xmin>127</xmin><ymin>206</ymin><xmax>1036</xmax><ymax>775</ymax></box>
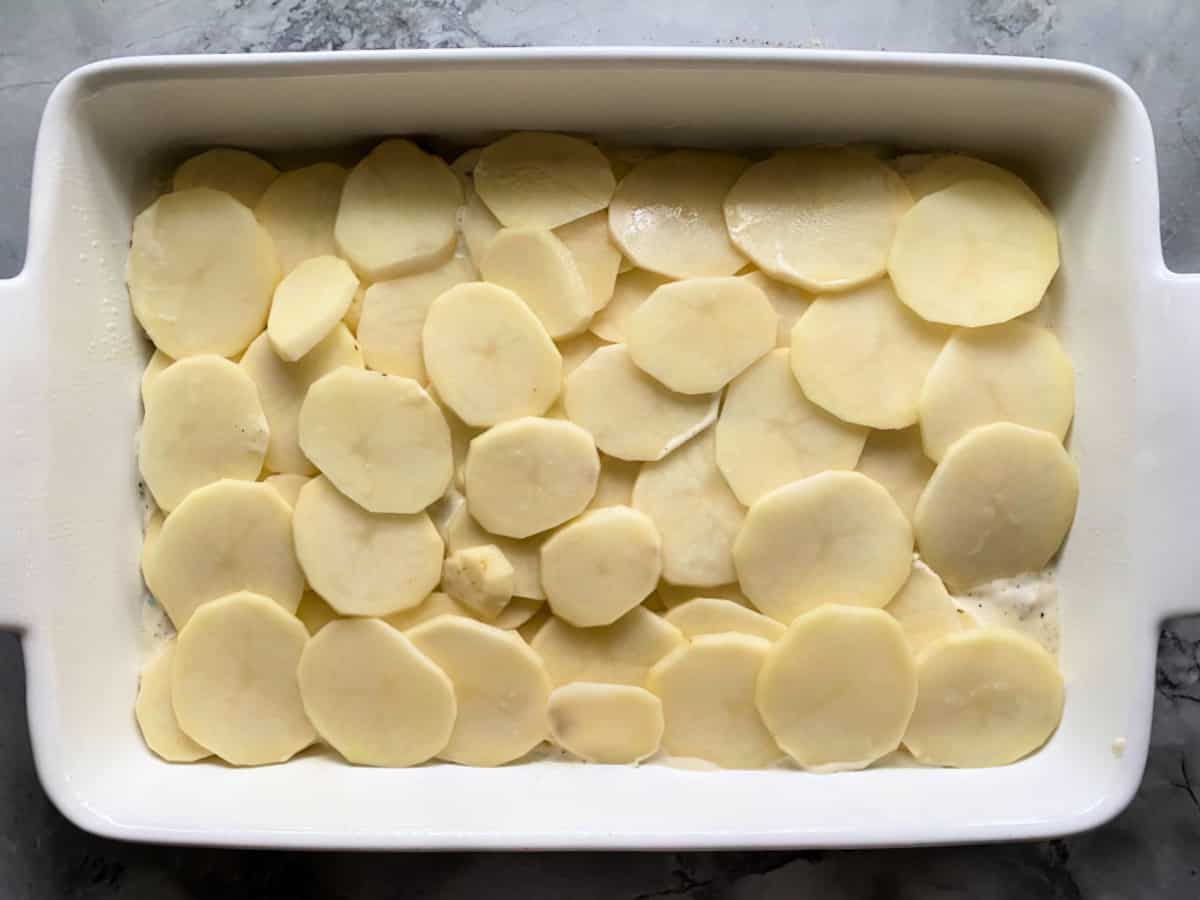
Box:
<box><xmin>1</xmin><ymin>1</ymin><xmax>1199</xmax><ymax>897</ymax></box>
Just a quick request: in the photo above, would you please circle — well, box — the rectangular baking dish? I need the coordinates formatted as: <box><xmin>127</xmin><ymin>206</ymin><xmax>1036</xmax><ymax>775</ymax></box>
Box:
<box><xmin>1</xmin><ymin>48</ymin><xmax>1197</xmax><ymax>850</ymax></box>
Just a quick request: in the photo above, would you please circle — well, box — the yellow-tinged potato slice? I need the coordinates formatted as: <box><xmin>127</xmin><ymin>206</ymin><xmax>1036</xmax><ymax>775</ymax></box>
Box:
<box><xmin>664</xmin><ymin>598</ymin><xmax>785</xmax><ymax>641</ymax></box>
<box><xmin>140</xmin><ymin>350</ymin><xmax>174</xmax><ymax>404</ymax></box>
<box><xmin>919</xmin><ymin>319</ymin><xmax>1075</xmax><ymax>462</ymax></box>
<box><xmin>441</xmin><ymin>545</ymin><xmax>514</xmax><ymax>620</ymax></box>
<box><xmin>555</xmin><ymin>210</ymin><xmax>622</xmax><ymax>312</ymax></box>
<box><xmin>914</xmin><ymin>422</ymin><xmax>1078</xmax><ymax>592</ymax></box>
<box><xmin>517</xmin><ymin>605</ymin><xmax>553</xmax><ymax>644</ymax></box>
<box><xmin>295</xmin><ymin>590</ymin><xmax>339</xmax><ymax>635</ymax></box>
<box><xmin>531</xmin><ymin>607</ymin><xmax>685</xmax><ymax>687</ymax></box>
<box><xmin>343</xmin><ymin>285</ymin><xmax>365</xmax><ymax>334</ymax></box>
<box><xmin>139</xmin><ymin>356</ymin><xmax>268</xmax><ymax>511</ymax></box>
<box><xmin>442</xmin><ymin>502</ymin><xmax>545</xmax><ymax>600</ymax></box>
<box><xmin>254</xmin><ymin>162</ymin><xmax>347</xmax><ymax>275</ymax></box>
<box><xmin>384</xmin><ymin>591</ymin><xmax>475</xmax><ymax>631</ymax></box>
<box><xmin>888</xmin><ymin>179</ymin><xmax>1059</xmax><ymax>327</ymax></box>
<box><xmin>298</xmin><ymin>618</ymin><xmax>457</xmax><ymax>767</ymax></box>
<box><xmin>548</xmin><ymin>682</ymin><xmax>664</xmax><ymax>764</ymax></box>
<box><xmin>628</xmin><ymin>277</ymin><xmax>776</xmax><ymax>394</ymax></box>
<box><xmin>264</xmin><ymin>473</ymin><xmax>310</xmax><ymax>509</ymax></box>
<box><xmin>172</xmin><ymin>591</ymin><xmax>314</xmax><ymax>766</ymax></box>
<box><xmin>757</xmin><ymin>605</ymin><xmax>917</xmax><ymax>771</ymax></box>
<box><xmin>648</xmin><ymin>634</ymin><xmax>781</xmax><ymax>769</ymax></box>
<box><xmin>460</xmin><ymin>180</ymin><xmax>503</xmax><ymax>265</ymax></box>
<box><xmin>464</xmin><ymin>417</ymin><xmax>599</xmax><ymax>538</ymax></box>
<box><xmin>480</xmin><ymin>227</ymin><xmax>593</xmax><ymax>339</ymax></box>
<box><xmin>475</xmin><ymin>131</ymin><xmax>615</xmax><ymax>229</ymax></box>
<box><xmin>655</xmin><ymin>581</ymin><xmax>750</xmax><ymax>610</ymax></box>
<box><xmin>128</xmin><ymin>188</ymin><xmax>280</xmax><ymax>358</ymax></box>
<box><xmin>855</xmin><ymin>427</ymin><xmax>935</xmax><ymax>522</ymax></box>
<box><xmin>588</xmin><ymin>454</ymin><xmax>641</xmax><ymax>510</ymax></box>
<box><xmin>408</xmin><ymin>616</ymin><xmax>551</xmax><ymax>766</ymax></box>
<box><xmin>334</xmin><ymin>139</ymin><xmax>462</xmax><ymax>281</ymax></box>
<box><xmin>724</xmin><ymin>148</ymin><xmax>912</xmax><ymax>292</ymax></box>
<box><xmin>903</xmin><ymin>627</ymin><xmax>1064</xmax><ymax>767</ymax></box>
<box><xmin>608</xmin><ymin>150</ymin><xmax>749</xmax><ymax>278</ymax></box>
<box><xmin>893</xmin><ymin>153</ymin><xmax>1039</xmax><ymax>203</ymax></box>
<box><xmin>739</xmin><ymin>270</ymin><xmax>811</xmax><ymax>347</ymax></box>
<box><xmin>423</xmin><ymin>282</ymin><xmax>562</xmax><ymax>427</ymax></box>
<box><xmin>173</xmin><ymin>148</ymin><xmax>278</xmax><ymax>208</ymax></box>
<box><xmin>491</xmin><ymin>596</ymin><xmax>544</xmax><ymax>630</ymax></box>
<box><xmin>292</xmin><ymin>475</ymin><xmax>443</xmax><ymax>616</ymax></box>
<box><xmin>299</xmin><ymin>369</ymin><xmax>452</xmax><ymax>514</ymax></box>
<box><xmin>886</xmin><ymin>562</ymin><xmax>967</xmax><ymax>653</ymax></box>
<box><xmin>135</xmin><ymin>640</ymin><xmax>210</xmax><ymax>763</ymax></box>
<box><xmin>143</xmin><ymin>480</ymin><xmax>304</xmax><ymax>627</ymax></box>
<box><xmin>733</xmin><ymin>471</ymin><xmax>913</xmax><ymax>623</ymax></box>
<box><xmin>715</xmin><ymin>349</ymin><xmax>867</xmax><ymax>505</ymax></box>
<box><xmin>600</xmin><ymin>143</ymin><xmax>658</xmax><ymax>180</ymax></box>
<box><xmin>266</xmin><ymin>255</ymin><xmax>359</xmax><ymax>362</ymax></box>
<box><xmin>557</xmin><ymin>331</ymin><xmax>609</xmax><ymax>377</ymax></box>
<box><xmin>589</xmin><ymin>269</ymin><xmax>670</xmax><ymax>343</ymax></box>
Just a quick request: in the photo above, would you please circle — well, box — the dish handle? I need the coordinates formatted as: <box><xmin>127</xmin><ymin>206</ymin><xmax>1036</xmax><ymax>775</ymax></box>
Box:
<box><xmin>0</xmin><ymin>272</ymin><xmax>36</xmax><ymax>634</ymax></box>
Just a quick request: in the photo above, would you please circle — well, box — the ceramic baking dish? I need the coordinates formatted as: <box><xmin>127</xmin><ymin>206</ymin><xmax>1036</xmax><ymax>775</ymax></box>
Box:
<box><xmin>0</xmin><ymin>47</ymin><xmax>1196</xmax><ymax>850</ymax></box>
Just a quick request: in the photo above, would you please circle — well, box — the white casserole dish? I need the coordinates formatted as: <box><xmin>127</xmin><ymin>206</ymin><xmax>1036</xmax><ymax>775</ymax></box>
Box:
<box><xmin>1</xmin><ymin>47</ymin><xmax>1196</xmax><ymax>850</ymax></box>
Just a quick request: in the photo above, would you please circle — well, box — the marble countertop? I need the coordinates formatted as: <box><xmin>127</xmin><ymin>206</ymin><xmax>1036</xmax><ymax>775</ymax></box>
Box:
<box><xmin>2</xmin><ymin>1</ymin><xmax>1199</xmax><ymax>897</ymax></box>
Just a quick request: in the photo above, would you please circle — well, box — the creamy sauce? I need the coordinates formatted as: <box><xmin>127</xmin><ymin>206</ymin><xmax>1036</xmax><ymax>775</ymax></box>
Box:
<box><xmin>951</xmin><ymin>569</ymin><xmax>1060</xmax><ymax>656</ymax></box>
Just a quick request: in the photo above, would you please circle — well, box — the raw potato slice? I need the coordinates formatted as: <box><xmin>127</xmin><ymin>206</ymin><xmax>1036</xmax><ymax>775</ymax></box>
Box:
<box><xmin>474</xmin><ymin>131</ymin><xmax>615</xmax><ymax>229</ymax></box>
<box><xmin>267</xmin><ymin>255</ymin><xmax>359</xmax><ymax>362</ymax></box>
<box><xmin>648</xmin><ymin>634</ymin><xmax>781</xmax><ymax>769</ymax></box>
<box><xmin>888</xmin><ymin>179</ymin><xmax>1059</xmax><ymax>327</ymax></box>
<box><xmin>464</xmin><ymin>417</ymin><xmax>600</xmax><ymax>538</ymax></box>
<box><xmin>443</xmin><ymin>502</ymin><xmax>546</xmax><ymax>600</ymax></box>
<box><xmin>334</xmin><ymin>139</ymin><xmax>463</xmax><ymax>281</ymax></box>
<box><xmin>423</xmin><ymin>282</ymin><xmax>562</xmax><ymax>427</ymax></box>
<box><xmin>264</xmin><ymin>473</ymin><xmax>309</xmax><ymax>509</ymax></box>
<box><xmin>855</xmin><ymin>427</ymin><xmax>935</xmax><ymax>522</ymax></box>
<box><xmin>589</xmin><ymin>269</ymin><xmax>670</xmax><ymax>343</ymax></box>
<box><xmin>384</xmin><ymin>591</ymin><xmax>475</xmax><ymax>631</ymax></box>
<box><xmin>357</xmin><ymin>258</ymin><xmax>476</xmax><ymax>380</ymax></box>
<box><xmin>517</xmin><ymin>606</ymin><xmax>552</xmax><ymax>643</ymax></box>
<box><xmin>588</xmin><ymin>454</ymin><xmax>641</xmax><ymax>510</ymax></box>
<box><xmin>715</xmin><ymin>349</ymin><xmax>868</xmax><ymax>505</ymax></box>
<box><xmin>548</xmin><ymin>683</ymin><xmax>664</xmax><ymax>764</ymax></box>
<box><xmin>608</xmin><ymin>150</ymin><xmax>749</xmax><ymax>279</ymax></box>
<box><xmin>724</xmin><ymin>148</ymin><xmax>912</xmax><ymax>292</ymax></box>
<box><xmin>914</xmin><ymin>423</ymin><xmax>1078</xmax><ymax>592</ymax></box>
<box><xmin>656</xmin><ymin>581</ymin><xmax>750</xmax><ymax>610</ymax></box>
<box><xmin>299</xmin><ymin>369</ymin><xmax>452</xmax><ymax>514</ymax></box>
<box><xmin>293</xmin><ymin>475</ymin><xmax>443</xmax><ymax>616</ymax></box>
<box><xmin>564</xmin><ymin>344</ymin><xmax>718</xmax><ymax>462</ymax></box>
<box><xmin>298</xmin><ymin>618</ymin><xmax>457</xmax><ymax>767</ymax></box>
<box><xmin>600</xmin><ymin>143</ymin><xmax>657</xmax><ymax>180</ymax></box>
<box><xmin>140</xmin><ymin>350</ymin><xmax>174</xmax><ymax>403</ymax></box>
<box><xmin>295</xmin><ymin>590</ymin><xmax>339</xmax><ymax>635</ymax></box>
<box><xmin>555</xmin><ymin>211</ymin><xmax>622</xmax><ymax>311</ymax></box>
<box><xmin>790</xmin><ymin>279</ymin><xmax>948</xmax><ymax>429</ymax></box>
<box><xmin>480</xmin><ymin>228</ymin><xmax>593</xmax><ymax>339</ymax></box>
<box><xmin>628</xmin><ymin>277</ymin><xmax>776</xmax><ymax>394</ymax></box>
<box><xmin>632</xmin><ymin>430</ymin><xmax>745</xmax><ymax>588</ymax></box>
<box><xmin>918</xmin><ymin>320</ymin><xmax>1075</xmax><ymax>462</ymax></box>
<box><xmin>344</xmin><ymin>286</ymin><xmax>365</xmax><ymax>334</ymax></box>
<box><xmin>531</xmin><ymin>606</ymin><xmax>685</xmax><ymax>687</ymax></box>
<box><xmin>886</xmin><ymin>563</ymin><xmax>966</xmax><ymax>653</ymax></box>
<box><xmin>903</xmin><ymin>627</ymin><xmax>1064</xmax><ymax>767</ymax></box>
<box><xmin>540</xmin><ymin>506</ymin><xmax>663</xmax><ymax>627</ymax></box>
<box><xmin>460</xmin><ymin>183</ymin><xmax>502</xmax><ymax>265</ymax></box>
<box><xmin>757</xmin><ymin>605</ymin><xmax>917</xmax><ymax>772</ymax></box>
<box><xmin>135</xmin><ymin>640</ymin><xmax>210</xmax><ymax>763</ymax></box>
<box><xmin>739</xmin><ymin>271</ymin><xmax>811</xmax><ymax>347</ymax></box>
<box><xmin>254</xmin><ymin>162</ymin><xmax>348</xmax><ymax>274</ymax></box>
<box><xmin>239</xmin><ymin>325</ymin><xmax>363</xmax><ymax>476</ymax></box>
<box><xmin>491</xmin><ymin>596</ymin><xmax>545</xmax><ymax>630</ymax></box>
<box><xmin>128</xmin><ymin>188</ymin><xmax>280</xmax><ymax>358</ymax></box>
<box><xmin>172</xmin><ymin>591</ymin><xmax>314</xmax><ymax>766</ymax></box>
<box><xmin>407</xmin><ymin>616</ymin><xmax>552</xmax><ymax>766</ymax></box>
<box><xmin>733</xmin><ymin>471</ymin><xmax>913</xmax><ymax>623</ymax></box>
<box><xmin>142</xmin><ymin>480</ymin><xmax>305</xmax><ymax>627</ymax></box>
<box><xmin>173</xmin><ymin>148</ymin><xmax>278</xmax><ymax>208</ymax></box>
<box><xmin>557</xmin><ymin>331</ymin><xmax>608</xmax><ymax>378</ymax></box>
<box><xmin>442</xmin><ymin>545</ymin><xmax>515</xmax><ymax>620</ymax></box>
<box><xmin>894</xmin><ymin>153</ymin><xmax>1039</xmax><ymax>203</ymax></box>
<box><xmin>139</xmin><ymin>355</ymin><xmax>269</xmax><ymax>511</ymax></box>
<box><xmin>664</xmin><ymin>598</ymin><xmax>785</xmax><ymax>641</ymax></box>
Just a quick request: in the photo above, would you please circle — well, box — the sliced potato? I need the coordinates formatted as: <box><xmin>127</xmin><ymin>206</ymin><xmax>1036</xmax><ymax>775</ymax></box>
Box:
<box><xmin>589</xmin><ymin>269</ymin><xmax>670</xmax><ymax>343</ymax></box>
<box><xmin>655</xmin><ymin>581</ymin><xmax>750</xmax><ymax>610</ymax></box>
<box><xmin>459</xmin><ymin>181</ymin><xmax>503</xmax><ymax>265</ymax></box>
<box><xmin>588</xmin><ymin>454</ymin><xmax>641</xmax><ymax>510</ymax></box>
<box><xmin>663</xmin><ymin>598</ymin><xmax>784</xmax><ymax>641</ymax></box>
<box><xmin>531</xmin><ymin>606</ymin><xmax>685</xmax><ymax>687</ymax></box>
<box><xmin>384</xmin><ymin>591</ymin><xmax>475</xmax><ymax>631</ymax></box>
<box><xmin>254</xmin><ymin>162</ymin><xmax>347</xmax><ymax>274</ymax></box>
<box><xmin>557</xmin><ymin>331</ymin><xmax>609</xmax><ymax>378</ymax></box>
<box><xmin>441</xmin><ymin>545</ymin><xmax>515</xmax><ymax>620</ymax></box>
<box><xmin>739</xmin><ymin>270</ymin><xmax>811</xmax><ymax>347</ymax></box>
<box><xmin>480</xmin><ymin>228</ymin><xmax>593</xmax><ymax>339</ymax></box>
<box><xmin>295</xmin><ymin>590</ymin><xmax>339</xmax><ymax>635</ymax></box>
<box><xmin>264</xmin><ymin>473</ymin><xmax>310</xmax><ymax>509</ymax></box>
<box><xmin>267</xmin><ymin>255</ymin><xmax>359</xmax><ymax>362</ymax></box>
<box><xmin>135</xmin><ymin>640</ymin><xmax>210</xmax><ymax>762</ymax></box>
<box><xmin>893</xmin><ymin>153</ymin><xmax>1039</xmax><ymax>203</ymax></box>
<box><xmin>173</xmin><ymin>148</ymin><xmax>278</xmax><ymax>208</ymax></box>
<box><xmin>443</xmin><ymin>501</ymin><xmax>546</xmax><ymax>601</ymax></box>
<box><xmin>548</xmin><ymin>683</ymin><xmax>663</xmax><ymax>764</ymax></box>
<box><xmin>555</xmin><ymin>211</ymin><xmax>622</xmax><ymax>312</ymax></box>
<box><xmin>491</xmin><ymin>596</ymin><xmax>545</xmax><ymax>630</ymax></box>
<box><xmin>343</xmin><ymin>285</ymin><xmax>365</xmax><ymax>334</ymax></box>
<box><xmin>140</xmin><ymin>350</ymin><xmax>174</xmax><ymax>404</ymax></box>
<box><xmin>885</xmin><ymin>563</ymin><xmax>966</xmax><ymax>653</ymax></box>
<box><xmin>855</xmin><ymin>427</ymin><xmax>935</xmax><ymax>522</ymax></box>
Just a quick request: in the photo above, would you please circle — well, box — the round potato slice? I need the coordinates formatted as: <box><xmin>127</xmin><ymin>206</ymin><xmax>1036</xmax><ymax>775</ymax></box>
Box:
<box><xmin>724</xmin><ymin>148</ymin><xmax>912</xmax><ymax>292</ymax></box>
<box><xmin>903</xmin><ymin>627</ymin><xmax>1064</xmax><ymax>768</ymax></box>
<box><xmin>517</xmin><ymin>605</ymin><xmax>553</xmax><ymax>643</ymax></box>
<box><xmin>663</xmin><ymin>597</ymin><xmax>785</xmax><ymax>641</ymax></box>
<box><xmin>464</xmin><ymin>417</ymin><xmax>599</xmax><ymax>538</ymax></box>
<box><xmin>555</xmin><ymin>210</ymin><xmax>622</xmax><ymax>312</ymax></box>
<box><xmin>443</xmin><ymin>502</ymin><xmax>546</xmax><ymax>601</ymax></box>
<box><xmin>893</xmin><ymin>153</ymin><xmax>1039</xmax><ymax>203</ymax></box>
<box><xmin>914</xmin><ymin>422</ymin><xmax>1078</xmax><ymax>592</ymax></box>
<box><xmin>919</xmin><ymin>319</ymin><xmax>1075</xmax><ymax>462</ymax></box>
<box><xmin>267</xmin><ymin>255</ymin><xmax>359</xmax><ymax>362</ymax></box>
<box><xmin>408</xmin><ymin>616</ymin><xmax>552</xmax><ymax>766</ymax></box>
<box><xmin>715</xmin><ymin>349</ymin><xmax>868</xmax><ymax>505</ymax></box>
<box><xmin>564</xmin><ymin>344</ymin><xmax>719</xmax><ymax>462</ymax></box>
<box><xmin>173</xmin><ymin>148</ymin><xmax>278</xmax><ymax>208</ymax></box>
<box><xmin>733</xmin><ymin>471</ymin><xmax>913</xmax><ymax>623</ymax></box>
<box><xmin>655</xmin><ymin>581</ymin><xmax>750</xmax><ymax>610</ymax></box>
<box><xmin>298</xmin><ymin>618</ymin><xmax>457</xmax><ymax>767</ymax></box>
<box><xmin>491</xmin><ymin>595</ymin><xmax>545</xmax><ymax>630</ymax></box>
<box><xmin>264</xmin><ymin>473</ymin><xmax>310</xmax><ymax>509</ymax></box>
<box><xmin>139</xmin><ymin>355</ymin><xmax>269</xmax><ymax>511</ymax></box>
<box><xmin>540</xmin><ymin>506</ymin><xmax>662</xmax><ymax>627</ymax></box>
<box><xmin>293</xmin><ymin>475</ymin><xmax>443</xmax><ymax>616</ymax></box>
<box><xmin>888</xmin><ymin>179</ymin><xmax>1059</xmax><ymax>327</ymax></box>
<box><xmin>143</xmin><ymin>480</ymin><xmax>304</xmax><ymax>628</ymax></box>
<box><xmin>295</xmin><ymin>590</ymin><xmax>340</xmax><ymax>635</ymax></box>
<box><xmin>649</xmin><ymin>634</ymin><xmax>781</xmax><ymax>769</ymax></box>
<box><xmin>135</xmin><ymin>640</ymin><xmax>210</xmax><ymax>763</ymax></box>
<box><xmin>173</xmin><ymin>591</ymin><xmax>314</xmax><ymax>766</ymax></box>
<box><xmin>628</xmin><ymin>277</ymin><xmax>776</xmax><ymax>394</ymax></box>
<box><xmin>548</xmin><ymin>683</ymin><xmax>664</xmax><ymax>764</ymax></box>
<box><xmin>757</xmin><ymin>605</ymin><xmax>917</xmax><ymax>771</ymax></box>
<box><xmin>480</xmin><ymin>228</ymin><xmax>593</xmax><ymax>339</ymax></box>
<box><xmin>140</xmin><ymin>349</ymin><xmax>174</xmax><ymax>404</ymax></box>
<box><xmin>588</xmin><ymin>454</ymin><xmax>641</xmax><ymax>510</ymax></box>
<box><xmin>632</xmin><ymin>429</ymin><xmax>745</xmax><ymax>588</ymax></box>
<box><xmin>474</xmin><ymin>131</ymin><xmax>615</xmax><ymax>229</ymax></box>
<box><xmin>254</xmin><ymin>162</ymin><xmax>348</xmax><ymax>275</ymax></box>
<box><xmin>384</xmin><ymin>591</ymin><xmax>475</xmax><ymax>631</ymax></box>
<box><xmin>608</xmin><ymin>150</ymin><xmax>749</xmax><ymax>278</ymax></box>
<box><xmin>531</xmin><ymin>606</ymin><xmax>685</xmax><ymax>687</ymax></box>
<box><xmin>855</xmin><ymin>426</ymin><xmax>935</xmax><ymax>522</ymax></box>
<box><xmin>886</xmin><ymin>563</ymin><xmax>967</xmax><ymax>653</ymax></box>
<box><xmin>334</xmin><ymin>139</ymin><xmax>462</xmax><ymax>281</ymax></box>
<box><xmin>790</xmin><ymin>280</ymin><xmax>949</xmax><ymax>429</ymax></box>
<box><xmin>239</xmin><ymin>325</ymin><xmax>363</xmax><ymax>476</ymax></box>
<box><xmin>423</xmin><ymin>282</ymin><xmax>562</xmax><ymax>427</ymax></box>
<box><xmin>589</xmin><ymin>269</ymin><xmax>670</xmax><ymax>343</ymax></box>
<box><xmin>739</xmin><ymin>270</ymin><xmax>811</xmax><ymax>347</ymax></box>
<box><xmin>557</xmin><ymin>331</ymin><xmax>608</xmax><ymax>378</ymax></box>
<box><xmin>460</xmin><ymin>180</ymin><xmax>503</xmax><ymax>265</ymax></box>
<box><xmin>299</xmin><ymin>368</ymin><xmax>452</xmax><ymax>514</ymax></box>
<box><xmin>128</xmin><ymin>187</ymin><xmax>280</xmax><ymax>358</ymax></box>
